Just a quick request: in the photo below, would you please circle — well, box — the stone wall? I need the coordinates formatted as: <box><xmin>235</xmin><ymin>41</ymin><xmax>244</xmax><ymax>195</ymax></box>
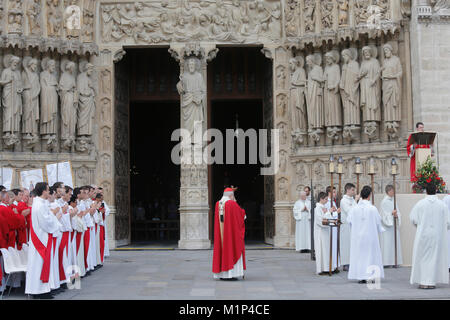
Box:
<box><xmin>411</xmin><ymin>0</ymin><xmax>450</xmax><ymax>185</ymax></box>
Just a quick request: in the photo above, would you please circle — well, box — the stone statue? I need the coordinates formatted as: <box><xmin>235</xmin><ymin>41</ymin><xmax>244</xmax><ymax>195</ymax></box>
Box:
<box><xmin>64</xmin><ymin>2</ymin><xmax>81</xmax><ymax>39</ymax></box>
<box><xmin>0</xmin><ymin>55</ymin><xmax>22</xmax><ymax>147</ymax></box>
<box><xmin>27</xmin><ymin>0</ymin><xmax>42</xmax><ymax>35</ymax></box>
<box><xmin>176</xmin><ymin>57</ymin><xmax>205</xmax><ymax>138</ymax></box>
<box><xmin>381</xmin><ymin>43</ymin><xmax>403</xmax><ymax>138</ymax></box>
<box><xmin>40</xmin><ymin>58</ymin><xmax>58</xmax><ymax>140</ymax></box>
<box><xmin>289</xmin><ymin>56</ymin><xmax>307</xmax><ymax>148</ymax></box>
<box><xmin>340</xmin><ymin>48</ymin><xmax>360</xmax><ymax>140</ymax></box>
<box><xmin>47</xmin><ymin>0</ymin><xmax>62</xmax><ymax>37</ymax></box>
<box><xmin>77</xmin><ymin>62</ymin><xmax>96</xmax><ymax>137</ymax></box>
<box><xmin>305</xmin><ymin>54</ymin><xmax>324</xmax><ymax>142</ymax></box>
<box><xmin>304</xmin><ymin>0</ymin><xmax>316</xmax><ymax>33</ymax></box>
<box><xmin>358</xmin><ymin>46</ymin><xmax>381</xmax><ymax>138</ymax></box>
<box><xmin>323</xmin><ymin>51</ymin><xmax>342</xmax><ymax>140</ymax></box>
<box><xmin>21</xmin><ymin>57</ymin><xmax>40</xmax><ymax>145</ymax></box>
<box><xmin>338</xmin><ymin>0</ymin><xmax>349</xmax><ymax>26</ymax></box>
<box><xmin>59</xmin><ymin>60</ymin><xmax>77</xmax><ymax>149</ymax></box>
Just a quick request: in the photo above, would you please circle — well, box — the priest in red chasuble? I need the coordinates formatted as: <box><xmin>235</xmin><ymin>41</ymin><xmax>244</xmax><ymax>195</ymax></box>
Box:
<box><xmin>407</xmin><ymin>122</ymin><xmax>431</xmax><ymax>181</ymax></box>
<box><xmin>212</xmin><ymin>187</ymin><xmax>246</xmax><ymax>281</ymax></box>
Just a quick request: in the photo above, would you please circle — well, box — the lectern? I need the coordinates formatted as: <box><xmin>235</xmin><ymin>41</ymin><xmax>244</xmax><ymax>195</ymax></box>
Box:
<box><xmin>409</xmin><ymin>131</ymin><xmax>436</xmax><ymax>169</ymax></box>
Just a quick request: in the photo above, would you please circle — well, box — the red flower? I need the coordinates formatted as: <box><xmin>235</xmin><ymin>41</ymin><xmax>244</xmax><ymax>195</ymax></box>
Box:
<box><xmin>426</xmin><ymin>178</ymin><xmax>432</xmax><ymax>183</ymax></box>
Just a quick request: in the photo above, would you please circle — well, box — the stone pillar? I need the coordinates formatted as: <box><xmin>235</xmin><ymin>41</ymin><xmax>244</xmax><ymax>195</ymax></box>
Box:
<box><xmin>263</xmin><ymin>44</ymin><xmax>295</xmax><ymax>248</ymax></box>
<box><xmin>169</xmin><ymin>42</ymin><xmax>218</xmax><ymax>250</ymax></box>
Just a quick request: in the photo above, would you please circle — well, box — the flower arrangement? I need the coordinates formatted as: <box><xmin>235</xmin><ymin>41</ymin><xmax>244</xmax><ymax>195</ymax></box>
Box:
<box><xmin>412</xmin><ymin>157</ymin><xmax>446</xmax><ymax>193</ymax></box>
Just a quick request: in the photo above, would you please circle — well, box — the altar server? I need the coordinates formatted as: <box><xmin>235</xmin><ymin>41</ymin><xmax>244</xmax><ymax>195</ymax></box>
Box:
<box><xmin>339</xmin><ymin>183</ymin><xmax>358</xmax><ymax>270</ymax></box>
<box><xmin>293</xmin><ymin>191</ymin><xmax>311</xmax><ymax>251</ymax></box>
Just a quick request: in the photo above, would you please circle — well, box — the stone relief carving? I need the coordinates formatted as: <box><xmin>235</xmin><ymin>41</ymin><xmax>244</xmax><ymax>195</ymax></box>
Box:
<box><xmin>381</xmin><ymin>43</ymin><xmax>402</xmax><ymax>139</ymax></box>
<box><xmin>64</xmin><ymin>0</ymin><xmax>81</xmax><ymax>39</ymax></box>
<box><xmin>100</xmin><ymin>0</ymin><xmax>282</xmax><ymax>44</ymax></box>
<box><xmin>275</xmin><ymin>65</ymin><xmax>286</xmax><ymax>90</ymax></box>
<box><xmin>321</xmin><ymin>0</ymin><xmax>334</xmax><ymax>30</ymax></box>
<box><xmin>278</xmin><ymin>177</ymin><xmax>288</xmax><ymax>201</ymax></box>
<box><xmin>323</xmin><ymin>50</ymin><xmax>342</xmax><ymax>141</ymax></box>
<box><xmin>432</xmin><ymin>0</ymin><xmax>450</xmax><ymax>12</ymax></box>
<box><xmin>21</xmin><ymin>57</ymin><xmax>40</xmax><ymax>148</ymax></box>
<box><xmin>100</xmin><ymin>97</ymin><xmax>111</xmax><ymax>123</ymax></box>
<box><xmin>276</xmin><ymin>93</ymin><xmax>287</xmax><ymax>118</ymax></box>
<box><xmin>8</xmin><ymin>0</ymin><xmax>23</xmax><ymax>34</ymax></box>
<box><xmin>47</xmin><ymin>0</ymin><xmax>62</xmax><ymax>37</ymax></box>
<box><xmin>338</xmin><ymin>0</ymin><xmax>349</xmax><ymax>26</ymax></box>
<box><xmin>100</xmin><ymin>68</ymin><xmax>111</xmax><ymax>95</ymax></box>
<box><xmin>0</xmin><ymin>55</ymin><xmax>23</xmax><ymax>148</ymax></box>
<box><xmin>285</xmin><ymin>0</ymin><xmax>299</xmax><ymax>37</ymax></box>
<box><xmin>27</xmin><ymin>0</ymin><xmax>42</xmax><ymax>36</ymax></box>
<box><xmin>59</xmin><ymin>59</ymin><xmax>77</xmax><ymax>150</ymax></box>
<box><xmin>100</xmin><ymin>126</ymin><xmax>111</xmax><ymax>151</ymax></box>
<box><xmin>304</xmin><ymin>0</ymin><xmax>316</xmax><ymax>33</ymax></box>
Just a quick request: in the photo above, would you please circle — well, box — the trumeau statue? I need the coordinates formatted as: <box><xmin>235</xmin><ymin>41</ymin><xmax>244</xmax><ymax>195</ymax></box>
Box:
<box><xmin>21</xmin><ymin>57</ymin><xmax>40</xmax><ymax>145</ymax></box>
<box><xmin>382</xmin><ymin>43</ymin><xmax>403</xmax><ymax>139</ymax></box>
<box><xmin>40</xmin><ymin>58</ymin><xmax>58</xmax><ymax>140</ymax></box>
<box><xmin>0</xmin><ymin>55</ymin><xmax>22</xmax><ymax>147</ymax></box>
<box><xmin>305</xmin><ymin>53</ymin><xmax>324</xmax><ymax>142</ymax></box>
<box><xmin>358</xmin><ymin>46</ymin><xmax>381</xmax><ymax>139</ymax></box>
<box><xmin>323</xmin><ymin>50</ymin><xmax>342</xmax><ymax>140</ymax></box>
<box><xmin>340</xmin><ymin>48</ymin><xmax>360</xmax><ymax>140</ymax></box>
<box><xmin>77</xmin><ymin>62</ymin><xmax>96</xmax><ymax>138</ymax></box>
<box><xmin>59</xmin><ymin>60</ymin><xmax>77</xmax><ymax>149</ymax></box>
<box><xmin>177</xmin><ymin>57</ymin><xmax>205</xmax><ymax>139</ymax></box>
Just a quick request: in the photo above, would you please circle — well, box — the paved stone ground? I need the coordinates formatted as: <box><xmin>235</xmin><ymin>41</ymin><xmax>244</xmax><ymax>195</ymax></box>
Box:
<box><xmin>4</xmin><ymin>248</ymin><xmax>450</xmax><ymax>300</ymax></box>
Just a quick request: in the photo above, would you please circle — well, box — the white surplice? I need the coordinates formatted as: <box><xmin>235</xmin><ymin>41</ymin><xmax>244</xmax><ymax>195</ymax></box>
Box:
<box><xmin>379</xmin><ymin>196</ymin><xmax>403</xmax><ymax>266</ymax></box>
<box><xmin>293</xmin><ymin>199</ymin><xmax>311</xmax><ymax>251</ymax></box>
<box><xmin>71</xmin><ymin>211</ymin><xmax>87</xmax><ymax>278</ymax></box>
<box><xmin>347</xmin><ymin>200</ymin><xmax>385</xmax><ymax>281</ymax></box>
<box><xmin>103</xmin><ymin>202</ymin><xmax>111</xmax><ymax>257</ymax></box>
<box><xmin>339</xmin><ymin>195</ymin><xmax>357</xmax><ymax>266</ymax></box>
<box><xmin>410</xmin><ymin>195</ymin><xmax>450</xmax><ymax>286</ymax></box>
<box><xmin>48</xmin><ymin>201</ymin><xmax>63</xmax><ymax>290</ymax></box>
<box><xmin>25</xmin><ymin>197</ymin><xmax>60</xmax><ymax>295</ymax></box>
<box><xmin>443</xmin><ymin>195</ymin><xmax>450</xmax><ymax>268</ymax></box>
<box><xmin>314</xmin><ymin>202</ymin><xmax>339</xmax><ymax>274</ymax></box>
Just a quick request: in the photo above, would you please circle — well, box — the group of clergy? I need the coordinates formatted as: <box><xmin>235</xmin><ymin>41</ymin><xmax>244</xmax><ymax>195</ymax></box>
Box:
<box><xmin>293</xmin><ymin>183</ymin><xmax>450</xmax><ymax>289</ymax></box>
<box><xmin>0</xmin><ymin>182</ymin><xmax>111</xmax><ymax>298</ymax></box>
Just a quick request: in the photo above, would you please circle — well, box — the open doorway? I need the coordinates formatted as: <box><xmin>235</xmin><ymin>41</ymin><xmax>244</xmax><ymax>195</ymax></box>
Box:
<box><xmin>211</xmin><ymin>100</ymin><xmax>264</xmax><ymax>241</ymax></box>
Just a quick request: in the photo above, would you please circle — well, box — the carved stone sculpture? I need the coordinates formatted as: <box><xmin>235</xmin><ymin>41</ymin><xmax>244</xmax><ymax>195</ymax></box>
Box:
<box><xmin>47</xmin><ymin>0</ymin><xmax>62</xmax><ymax>37</ymax></box>
<box><xmin>27</xmin><ymin>0</ymin><xmax>42</xmax><ymax>35</ymax></box>
<box><xmin>321</xmin><ymin>0</ymin><xmax>334</xmax><ymax>30</ymax></box>
<box><xmin>358</xmin><ymin>46</ymin><xmax>381</xmax><ymax>139</ymax></box>
<box><xmin>289</xmin><ymin>56</ymin><xmax>307</xmax><ymax>147</ymax></box>
<box><xmin>381</xmin><ymin>43</ymin><xmax>403</xmax><ymax>139</ymax></box>
<box><xmin>64</xmin><ymin>1</ymin><xmax>81</xmax><ymax>39</ymax></box>
<box><xmin>176</xmin><ymin>57</ymin><xmax>205</xmax><ymax>138</ymax></box>
<box><xmin>21</xmin><ymin>57</ymin><xmax>40</xmax><ymax>147</ymax></box>
<box><xmin>338</xmin><ymin>0</ymin><xmax>349</xmax><ymax>26</ymax></box>
<box><xmin>340</xmin><ymin>48</ymin><xmax>360</xmax><ymax>141</ymax></box>
<box><xmin>8</xmin><ymin>0</ymin><xmax>23</xmax><ymax>34</ymax></box>
<box><xmin>305</xmin><ymin>54</ymin><xmax>324</xmax><ymax>142</ymax></box>
<box><xmin>304</xmin><ymin>0</ymin><xmax>316</xmax><ymax>33</ymax></box>
<box><xmin>77</xmin><ymin>62</ymin><xmax>96</xmax><ymax>139</ymax></box>
<box><xmin>0</xmin><ymin>55</ymin><xmax>22</xmax><ymax>147</ymax></box>
<box><xmin>59</xmin><ymin>60</ymin><xmax>77</xmax><ymax>150</ymax></box>
<box><xmin>40</xmin><ymin>58</ymin><xmax>58</xmax><ymax>149</ymax></box>
<box><xmin>432</xmin><ymin>0</ymin><xmax>450</xmax><ymax>12</ymax></box>
<box><xmin>323</xmin><ymin>51</ymin><xmax>342</xmax><ymax>140</ymax></box>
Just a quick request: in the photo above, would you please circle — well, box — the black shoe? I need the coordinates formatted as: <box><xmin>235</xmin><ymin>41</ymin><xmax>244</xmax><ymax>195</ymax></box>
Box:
<box><xmin>220</xmin><ymin>277</ymin><xmax>238</xmax><ymax>281</ymax></box>
<box><xmin>332</xmin><ymin>269</ymin><xmax>340</xmax><ymax>274</ymax></box>
<box><xmin>358</xmin><ymin>280</ymin><xmax>367</xmax><ymax>284</ymax></box>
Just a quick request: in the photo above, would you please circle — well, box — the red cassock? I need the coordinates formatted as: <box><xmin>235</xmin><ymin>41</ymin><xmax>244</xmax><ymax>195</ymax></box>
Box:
<box><xmin>0</xmin><ymin>204</ymin><xmax>24</xmax><ymax>248</ymax></box>
<box><xmin>407</xmin><ymin>134</ymin><xmax>431</xmax><ymax>181</ymax></box>
<box><xmin>212</xmin><ymin>200</ymin><xmax>246</xmax><ymax>274</ymax></box>
<box><xmin>14</xmin><ymin>202</ymin><xmax>29</xmax><ymax>250</ymax></box>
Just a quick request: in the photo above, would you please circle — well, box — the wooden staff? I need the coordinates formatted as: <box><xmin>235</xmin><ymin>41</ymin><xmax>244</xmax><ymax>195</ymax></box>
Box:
<box><xmin>336</xmin><ymin>160</ymin><xmax>343</xmax><ymax>272</ymax></box>
<box><xmin>393</xmin><ymin>174</ymin><xmax>398</xmax><ymax>268</ymax></box>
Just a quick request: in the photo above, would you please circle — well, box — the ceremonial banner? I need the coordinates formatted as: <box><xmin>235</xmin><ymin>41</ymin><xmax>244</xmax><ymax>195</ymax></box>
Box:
<box><xmin>0</xmin><ymin>167</ymin><xmax>14</xmax><ymax>190</ymax></box>
<box><xmin>20</xmin><ymin>168</ymin><xmax>45</xmax><ymax>189</ymax></box>
<box><xmin>45</xmin><ymin>161</ymin><xmax>75</xmax><ymax>188</ymax></box>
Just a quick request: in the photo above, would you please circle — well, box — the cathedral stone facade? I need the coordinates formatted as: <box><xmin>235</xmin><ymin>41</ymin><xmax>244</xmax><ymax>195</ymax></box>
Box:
<box><xmin>0</xmin><ymin>0</ymin><xmax>449</xmax><ymax>249</ymax></box>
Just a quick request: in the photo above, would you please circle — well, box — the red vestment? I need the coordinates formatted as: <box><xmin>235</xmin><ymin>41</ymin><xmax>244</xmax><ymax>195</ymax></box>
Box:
<box><xmin>0</xmin><ymin>203</ymin><xmax>23</xmax><ymax>248</ymax></box>
<box><xmin>212</xmin><ymin>200</ymin><xmax>246</xmax><ymax>274</ymax></box>
<box><xmin>14</xmin><ymin>202</ymin><xmax>29</xmax><ymax>250</ymax></box>
<box><xmin>407</xmin><ymin>134</ymin><xmax>431</xmax><ymax>181</ymax></box>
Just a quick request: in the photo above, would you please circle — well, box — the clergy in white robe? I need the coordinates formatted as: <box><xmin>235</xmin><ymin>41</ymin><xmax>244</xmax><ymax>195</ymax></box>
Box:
<box><xmin>443</xmin><ymin>195</ymin><xmax>450</xmax><ymax>269</ymax></box>
<box><xmin>293</xmin><ymin>191</ymin><xmax>311</xmax><ymax>251</ymax></box>
<box><xmin>56</xmin><ymin>197</ymin><xmax>72</xmax><ymax>284</ymax></box>
<box><xmin>379</xmin><ymin>185</ymin><xmax>403</xmax><ymax>266</ymax></box>
<box><xmin>48</xmin><ymin>193</ymin><xmax>63</xmax><ymax>290</ymax></box>
<box><xmin>25</xmin><ymin>183</ymin><xmax>60</xmax><ymax>295</ymax></box>
<box><xmin>339</xmin><ymin>183</ymin><xmax>358</xmax><ymax>268</ymax></box>
<box><xmin>314</xmin><ymin>192</ymin><xmax>340</xmax><ymax>274</ymax></box>
<box><xmin>347</xmin><ymin>186</ymin><xmax>385</xmax><ymax>282</ymax></box>
<box><xmin>103</xmin><ymin>200</ymin><xmax>111</xmax><ymax>258</ymax></box>
<box><xmin>410</xmin><ymin>184</ymin><xmax>450</xmax><ymax>288</ymax></box>
<box><xmin>72</xmin><ymin>206</ymin><xmax>87</xmax><ymax>278</ymax></box>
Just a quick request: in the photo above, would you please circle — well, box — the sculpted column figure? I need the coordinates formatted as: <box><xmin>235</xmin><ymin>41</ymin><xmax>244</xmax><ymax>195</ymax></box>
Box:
<box><xmin>305</xmin><ymin>53</ymin><xmax>324</xmax><ymax>143</ymax></box>
<box><xmin>323</xmin><ymin>51</ymin><xmax>342</xmax><ymax>142</ymax></box>
<box><xmin>358</xmin><ymin>46</ymin><xmax>381</xmax><ymax>140</ymax></box>
<box><xmin>289</xmin><ymin>56</ymin><xmax>307</xmax><ymax>148</ymax></box>
<box><xmin>40</xmin><ymin>58</ymin><xmax>58</xmax><ymax>150</ymax></box>
<box><xmin>0</xmin><ymin>55</ymin><xmax>23</xmax><ymax>148</ymax></box>
<box><xmin>21</xmin><ymin>57</ymin><xmax>40</xmax><ymax>148</ymax></box>
<box><xmin>176</xmin><ymin>57</ymin><xmax>206</xmax><ymax>140</ymax></box>
<box><xmin>381</xmin><ymin>44</ymin><xmax>403</xmax><ymax>139</ymax></box>
<box><xmin>76</xmin><ymin>62</ymin><xmax>96</xmax><ymax>152</ymax></box>
<box><xmin>59</xmin><ymin>60</ymin><xmax>77</xmax><ymax>150</ymax></box>
<box><xmin>340</xmin><ymin>48</ymin><xmax>360</xmax><ymax>141</ymax></box>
